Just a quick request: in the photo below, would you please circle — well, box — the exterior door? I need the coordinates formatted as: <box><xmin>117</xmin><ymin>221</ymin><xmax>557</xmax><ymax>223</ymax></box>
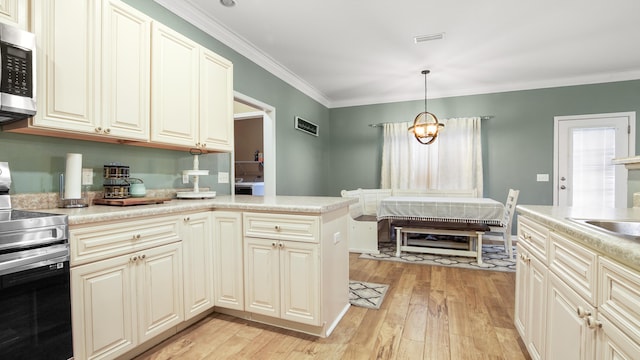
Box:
<box><xmin>554</xmin><ymin>112</ymin><xmax>634</xmax><ymax>208</ymax></box>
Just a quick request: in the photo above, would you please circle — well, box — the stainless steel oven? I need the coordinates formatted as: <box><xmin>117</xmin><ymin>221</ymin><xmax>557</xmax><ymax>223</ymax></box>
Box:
<box><xmin>0</xmin><ymin>163</ymin><xmax>71</xmax><ymax>359</ymax></box>
<box><xmin>0</xmin><ymin>209</ymin><xmax>72</xmax><ymax>360</ymax></box>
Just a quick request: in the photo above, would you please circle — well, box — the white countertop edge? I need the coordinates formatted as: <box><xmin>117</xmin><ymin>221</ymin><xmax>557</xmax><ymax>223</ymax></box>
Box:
<box><xmin>516</xmin><ymin>205</ymin><xmax>640</xmax><ymax>272</ymax></box>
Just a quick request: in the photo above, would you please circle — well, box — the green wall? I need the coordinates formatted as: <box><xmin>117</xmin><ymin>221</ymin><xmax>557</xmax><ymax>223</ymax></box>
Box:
<box><xmin>0</xmin><ymin>0</ymin><xmax>331</xmax><ymax>197</ymax></box>
<box><xmin>1</xmin><ymin>1</ymin><xmax>639</xmax><ymax>204</ymax></box>
<box><xmin>329</xmin><ymin>80</ymin><xmax>640</xmax><ymax>207</ymax></box>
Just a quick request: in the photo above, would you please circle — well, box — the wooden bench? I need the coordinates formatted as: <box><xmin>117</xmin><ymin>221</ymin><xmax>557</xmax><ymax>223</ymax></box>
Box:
<box><xmin>394</xmin><ymin>221</ymin><xmax>491</xmax><ymax>264</ymax></box>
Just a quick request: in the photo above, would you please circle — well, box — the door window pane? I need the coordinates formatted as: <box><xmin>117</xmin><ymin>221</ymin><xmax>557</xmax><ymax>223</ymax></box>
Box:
<box><xmin>572</xmin><ymin>127</ymin><xmax>615</xmax><ymax>208</ymax></box>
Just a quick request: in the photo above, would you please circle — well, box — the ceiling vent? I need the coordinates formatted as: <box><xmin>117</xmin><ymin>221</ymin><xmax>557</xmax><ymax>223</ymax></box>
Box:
<box><xmin>294</xmin><ymin>116</ymin><xmax>319</xmax><ymax>137</ymax></box>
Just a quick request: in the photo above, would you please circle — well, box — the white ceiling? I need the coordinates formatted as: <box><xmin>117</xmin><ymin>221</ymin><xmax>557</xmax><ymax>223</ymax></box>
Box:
<box><xmin>155</xmin><ymin>0</ymin><xmax>640</xmax><ymax>108</ymax></box>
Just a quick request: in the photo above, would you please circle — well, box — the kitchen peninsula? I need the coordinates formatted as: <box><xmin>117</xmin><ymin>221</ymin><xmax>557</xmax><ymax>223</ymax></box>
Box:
<box><xmin>45</xmin><ymin>195</ymin><xmax>356</xmax><ymax>360</ymax></box>
<box><xmin>515</xmin><ymin>205</ymin><xmax>640</xmax><ymax>359</ymax></box>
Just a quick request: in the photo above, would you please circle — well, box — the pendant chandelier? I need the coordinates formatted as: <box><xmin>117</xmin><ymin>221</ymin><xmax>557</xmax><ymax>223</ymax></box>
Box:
<box><xmin>409</xmin><ymin>70</ymin><xmax>443</xmax><ymax>144</ymax></box>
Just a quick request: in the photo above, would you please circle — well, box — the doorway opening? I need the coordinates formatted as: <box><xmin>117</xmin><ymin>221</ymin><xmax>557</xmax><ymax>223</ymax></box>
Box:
<box><xmin>553</xmin><ymin>112</ymin><xmax>635</xmax><ymax>208</ymax></box>
<box><xmin>232</xmin><ymin>92</ymin><xmax>276</xmax><ymax>196</ymax></box>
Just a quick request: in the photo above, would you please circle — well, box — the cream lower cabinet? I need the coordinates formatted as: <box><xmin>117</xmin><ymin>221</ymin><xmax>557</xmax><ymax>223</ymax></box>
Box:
<box><xmin>181</xmin><ymin>212</ymin><xmax>214</xmax><ymax>320</ymax></box>
<box><xmin>241</xmin><ymin>210</ymin><xmax>349</xmax><ymax>337</ymax></box>
<box><xmin>211</xmin><ymin>211</ymin><xmax>244</xmax><ymax>310</ymax></box>
<box><xmin>545</xmin><ymin>272</ymin><xmax>596</xmax><ymax>360</ymax></box>
<box><xmin>516</xmin><ymin>214</ymin><xmax>640</xmax><ymax>360</ymax></box>
<box><xmin>515</xmin><ymin>242</ymin><xmax>547</xmax><ymax>360</ymax></box>
<box><xmin>244</xmin><ymin>237</ymin><xmax>319</xmax><ymax>325</ymax></box>
<box><xmin>71</xmin><ymin>242</ymin><xmax>183</xmax><ymax>360</ymax></box>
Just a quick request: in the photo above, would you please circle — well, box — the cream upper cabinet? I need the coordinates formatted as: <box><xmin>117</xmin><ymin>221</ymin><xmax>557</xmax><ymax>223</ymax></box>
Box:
<box><xmin>151</xmin><ymin>22</ymin><xmax>234</xmax><ymax>152</ymax></box>
<box><xmin>100</xmin><ymin>0</ymin><xmax>151</xmax><ymax>140</ymax></box>
<box><xmin>150</xmin><ymin>21</ymin><xmax>199</xmax><ymax>148</ymax></box>
<box><xmin>199</xmin><ymin>48</ymin><xmax>233</xmax><ymax>151</ymax></box>
<box><xmin>0</xmin><ymin>0</ymin><xmax>28</xmax><ymax>29</ymax></box>
<box><xmin>212</xmin><ymin>211</ymin><xmax>244</xmax><ymax>310</ymax></box>
<box><xmin>31</xmin><ymin>0</ymin><xmax>99</xmax><ymax>133</ymax></box>
<box><xmin>24</xmin><ymin>0</ymin><xmax>150</xmax><ymax>140</ymax></box>
<box><xmin>181</xmin><ymin>212</ymin><xmax>214</xmax><ymax>320</ymax></box>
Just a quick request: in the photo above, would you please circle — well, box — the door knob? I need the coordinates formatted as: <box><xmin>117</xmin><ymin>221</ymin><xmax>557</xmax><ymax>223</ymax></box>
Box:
<box><xmin>560</xmin><ymin>185</ymin><xmax>566</xmax><ymax>190</ymax></box>
<box><xmin>560</xmin><ymin>176</ymin><xmax>566</xmax><ymax>181</ymax></box>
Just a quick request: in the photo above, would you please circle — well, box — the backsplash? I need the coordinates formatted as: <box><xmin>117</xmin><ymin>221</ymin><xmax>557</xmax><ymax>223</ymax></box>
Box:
<box><xmin>11</xmin><ymin>189</ymin><xmax>184</xmax><ymax>210</ymax></box>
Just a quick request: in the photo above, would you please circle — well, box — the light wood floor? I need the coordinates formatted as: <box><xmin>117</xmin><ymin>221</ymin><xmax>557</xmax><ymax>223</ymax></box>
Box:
<box><xmin>135</xmin><ymin>253</ymin><xmax>531</xmax><ymax>360</ymax></box>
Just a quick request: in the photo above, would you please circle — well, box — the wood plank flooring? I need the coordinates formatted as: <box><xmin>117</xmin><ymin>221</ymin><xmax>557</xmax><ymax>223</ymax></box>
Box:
<box><xmin>135</xmin><ymin>253</ymin><xmax>531</xmax><ymax>360</ymax></box>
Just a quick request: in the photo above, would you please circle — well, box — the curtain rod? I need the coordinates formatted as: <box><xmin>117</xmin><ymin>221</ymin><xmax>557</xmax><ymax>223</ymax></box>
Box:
<box><xmin>368</xmin><ymin>115</ymin><xmax>494</xmax><ymax>128</ymax></box>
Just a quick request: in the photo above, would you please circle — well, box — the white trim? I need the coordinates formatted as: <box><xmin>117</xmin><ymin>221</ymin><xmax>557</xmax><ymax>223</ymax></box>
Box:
<box><xmin>153</xmin><ymin>0</ymin><xmax>331</xmax><ymax>108</ymax></box>
<box><xmin>233</xmin><ymin>92</ymin><xmax>277</xmax><ymax>197</ymax></box>
<box><xmin>553</xmin><ymin>111</ymin><xmax>635</xmax><ymax>207</ymax></box>
<box><xmin>154</xmin><ymin>1</ymin><xmax>640</xmax><ymax>109</ymax></box>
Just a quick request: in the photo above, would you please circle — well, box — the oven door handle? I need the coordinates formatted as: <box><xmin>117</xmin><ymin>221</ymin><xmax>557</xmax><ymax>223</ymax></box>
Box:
<box><xmin>0</xmin><ymin>243</ymin><xmax>70</xmax><ymax>276</ymax></box>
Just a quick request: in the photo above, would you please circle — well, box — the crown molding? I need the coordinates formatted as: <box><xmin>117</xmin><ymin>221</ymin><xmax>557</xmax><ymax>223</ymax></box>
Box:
<box><xmin>330</xmin><ymin>69</ymin><xmax>640</xmax><ymax>108</ymax></box>
<box><xmin>153</xmin><ymin>0</ymin><xmax>332</xmax><ymax>108</ymax></box>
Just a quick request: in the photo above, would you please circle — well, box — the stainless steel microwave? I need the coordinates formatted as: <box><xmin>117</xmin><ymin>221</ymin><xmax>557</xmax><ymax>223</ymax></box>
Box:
<box><xmin>0</xmin><ymin>23</ymin><xmax>36</xmax><ymax>123</ymax></box>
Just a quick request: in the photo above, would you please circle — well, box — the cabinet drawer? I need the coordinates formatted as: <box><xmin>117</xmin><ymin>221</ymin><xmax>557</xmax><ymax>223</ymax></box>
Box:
<box><xmin>598</xmin><ymin>257</ymin><xmax>640</xmax><ymax>344</ymax></box>
<box><xmin>70</xmin><ymin>215</ymin><xmax>181</xmax><ymax>265</ymax></box>
<box><xmin>243</xmin><ymin>212</ymin><xmax>319</xmax><ymax>243</ymax></box>
<box><xmin>548</xmin><ymin>231</ymin><xmax>598</xmax><ymax>305</ymax></box>
<box><xmin>518</xmin><ymin>216</ymin><xmax>549</xmax><ymax>263</ymax></box>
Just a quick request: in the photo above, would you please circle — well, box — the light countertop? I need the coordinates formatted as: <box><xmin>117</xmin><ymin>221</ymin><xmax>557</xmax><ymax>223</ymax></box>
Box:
<box><xmin>42</xmin><ymin>195</ymin><xmax>357</xmax><ymax>226</ymax></box>
<box><xmin>517</xmin><ymin>205</ymin><xmax>640</xmax><ymax>271</ymax></box>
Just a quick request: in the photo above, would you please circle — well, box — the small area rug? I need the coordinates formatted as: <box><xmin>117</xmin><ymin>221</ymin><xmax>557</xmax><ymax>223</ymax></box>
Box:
<box><xmin>349</xmin><ymin>280</ymin><xmax>389</xmax><ymax>309</ymax></box>
<box><xmin>359</xmin><ymin>242</ymin><xmax>516</xmax><ymax>272</ymax></box>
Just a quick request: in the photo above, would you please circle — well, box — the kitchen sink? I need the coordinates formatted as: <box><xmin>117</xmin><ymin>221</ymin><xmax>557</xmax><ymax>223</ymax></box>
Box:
<box><xmin>569</xmin><ymin>218</ymin><xmax>640</xmax><ymax>238</ymax></box>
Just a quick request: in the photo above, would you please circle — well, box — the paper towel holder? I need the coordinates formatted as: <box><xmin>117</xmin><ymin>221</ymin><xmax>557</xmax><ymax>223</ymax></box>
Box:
<box><xmin>58</xmin><ymin>173</ymin><xmax>88</xmax><ymax>208</ymax></box>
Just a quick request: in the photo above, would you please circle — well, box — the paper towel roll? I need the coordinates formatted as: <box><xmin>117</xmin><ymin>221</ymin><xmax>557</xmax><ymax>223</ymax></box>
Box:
<box><xmin>65</xmin><ymin>153</ymin><xmax>82</xmax><ymax>199</ymax></box>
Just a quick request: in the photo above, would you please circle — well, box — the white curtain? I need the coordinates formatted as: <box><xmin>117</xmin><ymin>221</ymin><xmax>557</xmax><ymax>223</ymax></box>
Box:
<box><xmin>380</xmin><ymin>117</ymin><xmax>483</xmax><ymax>196</ymax></box>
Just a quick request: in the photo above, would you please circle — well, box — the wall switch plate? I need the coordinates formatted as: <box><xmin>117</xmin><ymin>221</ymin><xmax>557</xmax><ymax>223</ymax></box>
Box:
<box><xmin>218</xmin><ymin>172</ymin><xmax>229</xmax><ymax>184</ymax></box>
<box><xmin>537</xmin><ymin>173</ymin><xmax>549</xmax><ymax>182</ymax></box>
<box><xmin>333</xmin><ymin>232</ymin><xmax>341</xmax><ymax>244</ymax></box>
<box><xmin>81</xmin><ymin>168</ymin><xmax>93</xmax><ymax>185</ymax></box>
<box><xmin>182</xmin><ymin>174</ymin><xmax>189</xmax><ymax>184</ymax></box>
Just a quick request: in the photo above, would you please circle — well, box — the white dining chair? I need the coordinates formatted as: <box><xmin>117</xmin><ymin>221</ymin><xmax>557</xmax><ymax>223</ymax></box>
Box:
<box><xmin>490</xmin><ymin>189</ymin><xmax>520</xmax><ymax>259</ymax></box>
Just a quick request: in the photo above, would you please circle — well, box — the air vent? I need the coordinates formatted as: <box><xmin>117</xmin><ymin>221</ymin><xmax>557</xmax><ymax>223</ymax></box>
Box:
<box><xmin>294</xmin><ymin>116</ymin><xmax>319</xmax><ymax>136</ymax></box>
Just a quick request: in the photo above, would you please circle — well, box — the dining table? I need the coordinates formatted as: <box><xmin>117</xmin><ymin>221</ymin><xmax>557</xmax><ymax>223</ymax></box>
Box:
<box><xmin>377</xmin><ymin>196</ymin><xmax>506</xmax><ymax>263</ymax></box>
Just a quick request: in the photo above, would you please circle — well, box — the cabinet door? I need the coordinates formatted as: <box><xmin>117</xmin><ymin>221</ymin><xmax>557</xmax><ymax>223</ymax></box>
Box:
<box><xmin>280</xmin><ymin>241</ymin><xmax>319</xmax><ymax>325</ymax></box>
<box><xmin>0</xmin><ymin>0</ymin><xmax>28</xmax><ymax>29</ymax></box>
<box><xmin>150</xmin><ymin>22</ymin><xmax>199</xmax><ymax>147</ymax></box>
<box><xmin>101</xmin><ymin>0</ymin><xmax>150</xmax><ymax>140</ymax></box>
<box><xmin>244</xmin><ymin>237</ymin><xmax>280</xmax><ymax>317</ymax></box>
<box><xmin>136</xmin><ymin>242</ymin><xmax>184</xmax><ymax>344</ymax></box>
<box><xmin>597</xmin><ymin>313</ymin><xmax>640</xmax><ymax>360</ymax></box>
<box><xmin>212</xmin><ymin>211</ymin><xmax>244</xmax><ymax>310</ymax></box>
<box><xmin>199</xmin><ymin>48</ymin><xmax>233</xmax><ymax>151</ymax></box>
<box><xmin>546</xmin><ymin>272</ymin><xmax>596</xmax><ymax>360</ymax></box>
<box><xmin>32</xmin><ymin>0</ymin><xmax>99</xmax><ymax>132</ymax></box>
<box><xmin>526</xmin><ymin>251</ymin><xmax>547</xmax><ymax>360</ymax></box>
<box><xmin>514</xmin><ymin>244</ymin><xmax>529</xmax><ymax>339</ymax></box>
<box><xmin>182</xmin><ymin>212</ymin><xmax>214</xmax><ymax>320</ymax></box>
<box><xmin>71</xmin><ymin>253</ymin><xmax>137</xmax><ymax>360</ymax></box>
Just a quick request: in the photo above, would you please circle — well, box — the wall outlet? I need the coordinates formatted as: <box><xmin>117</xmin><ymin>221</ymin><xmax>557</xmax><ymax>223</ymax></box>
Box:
<box><xmin>81</xmin><ymin>168</ymin><xmax>93</xmax><ymax>185</ymax></box>
<box><xmin>182</xmin><ymin>174</ymin><xmax>189</xmax><ymax>184</ymax></box>
<box><xmin>218</xmin><ymin>172</ymin><xmax>229</xmax><ymax>184</ymax></box>
<box><xmin>536</xmin><ymin>173</ymin><xmax>549</xmax><ymax>182</ymax></box>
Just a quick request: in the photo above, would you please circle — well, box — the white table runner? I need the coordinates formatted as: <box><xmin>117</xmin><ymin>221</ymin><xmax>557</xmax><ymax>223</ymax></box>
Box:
<box><xmin>377</xmin><ymin>196</ymin><xmax>505</xmax><ymax>226</ymax></box>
